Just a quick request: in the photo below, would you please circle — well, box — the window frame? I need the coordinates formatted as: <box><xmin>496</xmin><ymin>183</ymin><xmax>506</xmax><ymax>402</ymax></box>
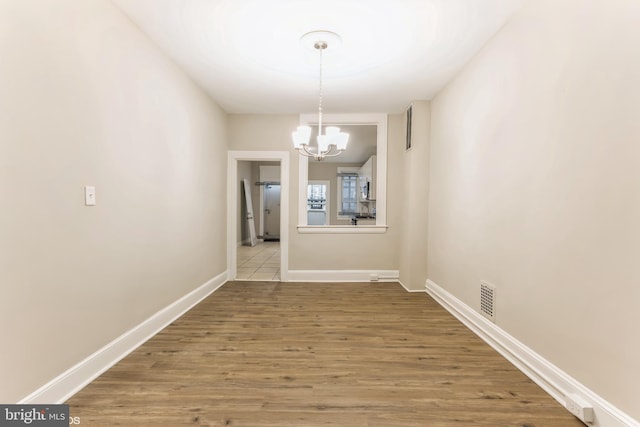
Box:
<box><xmin>297</xmin><ymin>113</ymin><xmax>388</xmax><ymax>234</ymax></box>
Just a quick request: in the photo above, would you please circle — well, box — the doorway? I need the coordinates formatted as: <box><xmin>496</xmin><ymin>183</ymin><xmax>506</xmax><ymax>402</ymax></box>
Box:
<box><xmin>227</xmin><ymin>151</ymin><xmax>289</xmax><ymax>282</ymax></box>
<box><xmin>263</xmin><ymin>183</ymin><xmax>281</xmax><ymax>241</ymax></box>
<box><xmin>258</xmin><ymin>165</ymin><xmax>281</xmax><ymax>242</ymax></box>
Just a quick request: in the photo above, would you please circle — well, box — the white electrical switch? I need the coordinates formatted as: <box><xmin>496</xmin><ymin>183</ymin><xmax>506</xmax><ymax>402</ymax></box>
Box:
<box><xmin>85</xmin><ymin>186</ymin><xmax>96</xmax><ymax>206</ymax></box>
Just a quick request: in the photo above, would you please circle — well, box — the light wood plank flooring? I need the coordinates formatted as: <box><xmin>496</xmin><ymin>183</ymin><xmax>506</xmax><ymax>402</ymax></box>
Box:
<box><xmin>67</xmin><ymin>282</ymin><xmax>583</xmax><ymax>426</ymax></box>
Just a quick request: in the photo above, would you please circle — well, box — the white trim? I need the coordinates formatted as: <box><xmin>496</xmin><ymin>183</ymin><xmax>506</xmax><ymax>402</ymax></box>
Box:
<box><xmin>399</xmin><ymin>280</ymin><xmax>426</xmax><ymax>293</ymax></box>
<box><xmin>287</xmin><ymin>270</ymin><xmax>399</xmax><ymax>282</ymax></box>
<box><xmin>297</xmin><ymin>225</ymin><xmax>387</xmax><ymax>234</ymax></box>
<box><xmin>298</xmin><ymin>151</ymin><xmax>308</xmax><ymax>227</ymax></box>
<box><xmin>228</xmin><ymin>151</ymin><xmax>290</xmax><ymax>282</ymax></box>
<box><xmin>425</xmin><ymin>279</ymin><xmax>640</xmax><ymax>427</ymax></box>
<box><xmin>19</xmin><ymin>272</ymin><xmax>228</xmax><ymax>404</ymax></box>
<box><xmin>297</xmin><ymin>113</ymin><xmax>388</xmax><ymax>229</ymax></box>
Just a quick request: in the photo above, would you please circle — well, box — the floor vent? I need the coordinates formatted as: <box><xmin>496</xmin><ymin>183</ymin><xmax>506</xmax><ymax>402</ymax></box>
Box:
<box><xmin>480</xmin><ymin>281</ymin><xmax>496</xmax><ymax>322</ymax></box>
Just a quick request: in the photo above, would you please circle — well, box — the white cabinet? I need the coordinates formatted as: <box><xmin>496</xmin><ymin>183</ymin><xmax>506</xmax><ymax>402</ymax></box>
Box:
<box><xmin>358</xmin><ymin>155</ymin><xmax>377</xmax><ymax>201</ymax></box>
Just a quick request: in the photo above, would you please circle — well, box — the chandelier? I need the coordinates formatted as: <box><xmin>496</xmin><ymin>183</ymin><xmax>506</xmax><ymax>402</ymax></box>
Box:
<box><xmin>292</xmin><ymin>31</ymin><xmax>349</xmax><ymax>161</ymax></box>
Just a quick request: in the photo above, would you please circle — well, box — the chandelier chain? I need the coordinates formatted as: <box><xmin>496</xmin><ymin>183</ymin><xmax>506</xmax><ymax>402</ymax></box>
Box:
<box><xmin>317</xmin><ymin>41</ymin><xmax>324</xmax><ymax>133</ymax></box>
<box><xmin>292</xmin><ymin>33</ymin><xmax>347</xmax><ymax>161</ymax></box>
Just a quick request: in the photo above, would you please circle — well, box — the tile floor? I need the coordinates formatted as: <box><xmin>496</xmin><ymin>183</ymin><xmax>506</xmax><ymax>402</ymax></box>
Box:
<box><xmin>236</xmin><ymin>241</ymin><xmax>281</xmax><ymax>281</ymax></box>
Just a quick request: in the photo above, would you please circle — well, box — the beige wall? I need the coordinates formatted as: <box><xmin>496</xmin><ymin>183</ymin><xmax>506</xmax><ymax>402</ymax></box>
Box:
<box><xmin>398</xmin><ymin>101</ymin><xmax>431</xmax><ymax>291</ymax></box>
<box><xmin>0</xmin><ymin>0</ymin><xmax>228</xmax><ymax>402</ymax></box>
<box><xmin>228</xmin><ymin>114</ymin><xmax>402</xmax><ymax>271</ymax></box>
<box><xmin>428</xmin><ymin>0</ymin><xmax>640</xmax><ymax>418</ymax></box>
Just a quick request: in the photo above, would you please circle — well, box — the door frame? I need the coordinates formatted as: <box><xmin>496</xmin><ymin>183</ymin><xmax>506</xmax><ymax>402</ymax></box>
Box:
<box><xmin>227</xmin><ymin>151</ymin><xmax>289</xmax><ymax>282</ymax></box>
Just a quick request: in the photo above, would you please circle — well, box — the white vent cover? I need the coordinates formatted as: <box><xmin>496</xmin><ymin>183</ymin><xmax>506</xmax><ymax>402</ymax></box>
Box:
<box><xmin>480</xmin><ymin>281</ymin><xmax>496</xmax><ymax>322</ymax></box>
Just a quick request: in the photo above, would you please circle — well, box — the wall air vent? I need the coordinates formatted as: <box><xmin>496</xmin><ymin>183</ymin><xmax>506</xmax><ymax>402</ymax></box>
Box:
<box><xmin>480</xmin><ymin>281</ymin><xmax>496</xmax><ymax>322</ymax></box>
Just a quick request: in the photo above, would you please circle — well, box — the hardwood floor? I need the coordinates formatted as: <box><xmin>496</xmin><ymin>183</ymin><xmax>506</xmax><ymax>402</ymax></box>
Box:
<box><xmin>67</xmin><ymin>282</ymin><xmax>584</xmax><ymax>427</ymax></box>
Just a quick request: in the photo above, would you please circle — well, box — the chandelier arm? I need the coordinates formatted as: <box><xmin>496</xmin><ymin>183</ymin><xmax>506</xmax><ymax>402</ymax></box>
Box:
<box><xmin>320</xmin><ymin>148</ymin><xmax>345</xmax><ymax>158</ymax></box>
<box><xmin>299</xmin><ymin>144</ymin><xmax>317</xmax><ymax>158</ymax></box>
<box><xmin>321</xmin><ymin>144</ymin><xmax>337</xmax><ymax>156</ymax></box>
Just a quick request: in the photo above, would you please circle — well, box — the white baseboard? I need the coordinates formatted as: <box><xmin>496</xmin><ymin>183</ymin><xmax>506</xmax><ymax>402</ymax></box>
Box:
<box><xmin>425</xmin><ymin>279</ymin><xmax>639</xmax><ymax>427</ymax></box>
<box><xmin>398</xmin><ymin>280</ymin><xmax>427</xmax><ymax>293</ymax></box>
<box><xmin>287</xmin><ymin>270</ymin><xmax>399</xmax><ymax>283</ymax></box>
<box><xmin>19</xmin><ymin>271</ymin><xmax>228</xmax><ymax>404</ymax></box>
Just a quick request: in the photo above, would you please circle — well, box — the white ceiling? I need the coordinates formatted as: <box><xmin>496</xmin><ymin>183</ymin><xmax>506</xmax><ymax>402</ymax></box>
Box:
<box><xmin>113</xmin><ymin>0</ymin><xmax>523</xmax><ymax>114</ymax></box>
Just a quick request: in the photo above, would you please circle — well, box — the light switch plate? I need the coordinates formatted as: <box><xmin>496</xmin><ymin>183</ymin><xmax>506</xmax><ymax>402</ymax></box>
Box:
<box><xmin>85</xmin><ymin>186</ymin><xmax>96</xmax><ymax>206</ymax></box>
